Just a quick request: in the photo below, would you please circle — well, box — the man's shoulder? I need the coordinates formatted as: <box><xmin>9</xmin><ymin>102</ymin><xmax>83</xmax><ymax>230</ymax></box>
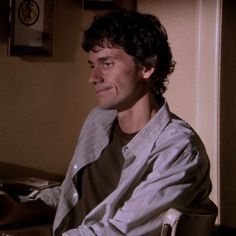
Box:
<box><xmin>162</xmin><ymin>113</ymin><xmax>204</xmax><ymax>150</ymax></box>
<box><xmin>149</xmin><ymin>101</ymin><xmax>198</xmax><ymax>143</ymax></box>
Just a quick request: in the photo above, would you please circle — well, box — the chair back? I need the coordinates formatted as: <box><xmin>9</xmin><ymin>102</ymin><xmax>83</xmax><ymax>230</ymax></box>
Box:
<box><xmin>161</xmin><ymin>201</ymin><xmax>218</xmax><ymax>236</ymax></box>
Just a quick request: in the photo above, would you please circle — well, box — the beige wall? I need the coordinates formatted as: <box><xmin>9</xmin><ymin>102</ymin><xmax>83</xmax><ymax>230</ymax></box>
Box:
<box><xmin>139</xmin><ymin>0</ymin><xmax>198</xmax><ymax>126</ymax></box>
<box><xmin>0</xmin><ymin>0</ymin><xmax>98</xmax><ymax>175</ymax></box>
<box><xmin>0</xmin><ymin>0</ymin><xmax>220</xmax><ymax>209</ymax></box>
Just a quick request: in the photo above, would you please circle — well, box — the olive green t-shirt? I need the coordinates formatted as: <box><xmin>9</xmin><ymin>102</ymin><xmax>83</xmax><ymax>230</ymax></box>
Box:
<box><xmin>63</xmin><ymin>121</ymin><xmax>137</xmax><ymax>231</ymax></box>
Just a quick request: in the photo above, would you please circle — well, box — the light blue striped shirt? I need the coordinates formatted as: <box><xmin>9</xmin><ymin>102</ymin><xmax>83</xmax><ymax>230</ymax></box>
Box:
<box><xmin>38</xmin><ymin>101</ymin><xmax>212</xmax><ymax>236</ymax></box>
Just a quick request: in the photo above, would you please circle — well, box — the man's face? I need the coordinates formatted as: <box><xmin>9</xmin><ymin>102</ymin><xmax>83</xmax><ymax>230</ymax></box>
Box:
<box><xmin>88</xmin><ymin>46</ymin><xmax>148</xmax><ymax>111</ymax></box>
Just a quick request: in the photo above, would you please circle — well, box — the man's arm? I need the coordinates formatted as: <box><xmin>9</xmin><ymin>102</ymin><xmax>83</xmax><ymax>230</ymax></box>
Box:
<box><xmin>0</xmin><ymin>191</ymin><xmax>55</xmax><ymax>226</ymax></box>
<box><xmin>62</xmin><ymin>144</ymin><xmax>212</xmax><ymax>236</ymax></box>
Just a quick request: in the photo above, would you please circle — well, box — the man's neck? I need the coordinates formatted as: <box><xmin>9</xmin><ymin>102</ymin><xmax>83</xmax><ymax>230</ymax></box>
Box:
<box><xmin>117</xmin><ymin>93</ymin><xmax>160</xmax><ymax>134</ymax></box>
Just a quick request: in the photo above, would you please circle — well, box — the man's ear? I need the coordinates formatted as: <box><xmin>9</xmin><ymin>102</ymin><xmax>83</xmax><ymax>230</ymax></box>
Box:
<box><xmin>141</xmin><ymin>67</ymin><xmax>155</xmax><ymax>80</ymax></box>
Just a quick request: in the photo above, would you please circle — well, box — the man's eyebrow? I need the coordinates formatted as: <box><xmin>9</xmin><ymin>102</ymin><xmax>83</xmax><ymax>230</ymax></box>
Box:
<box><xmin>88</xmin><ymin>56</ymin><xmax>115</xmax><ymax>64</ymax></box>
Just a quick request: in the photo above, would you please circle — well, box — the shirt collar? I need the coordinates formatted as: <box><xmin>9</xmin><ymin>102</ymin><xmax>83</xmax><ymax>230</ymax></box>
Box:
<box><xmin>125</xmin><ymin>100</ymin><xmax>171</xmax><ymax>160</ymax></box>
<box><xmin>90</xmin><ymin>100</ymin><xmax>171</xmax><ymax>160</ymax></box>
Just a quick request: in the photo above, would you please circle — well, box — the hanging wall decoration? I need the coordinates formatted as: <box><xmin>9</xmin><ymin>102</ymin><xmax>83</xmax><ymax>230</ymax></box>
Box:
<box><xmin>8</xmin><ymin>0</ymin><xmax>54</xmax><ymax>56</ymax></box>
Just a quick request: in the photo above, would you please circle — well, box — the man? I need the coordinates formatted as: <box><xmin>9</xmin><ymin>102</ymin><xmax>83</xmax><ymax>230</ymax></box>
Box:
<box><xmin>0</xmin><ymin>9</ymin><xmax>215</xmax><ymax>235</ymax></box>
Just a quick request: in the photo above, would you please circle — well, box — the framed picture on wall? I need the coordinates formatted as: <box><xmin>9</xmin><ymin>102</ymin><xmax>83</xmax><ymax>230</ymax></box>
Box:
<box><xmin>8</xmin><ymin>0</ymin><xmax>55</xmax><ymax>56</ymax></box>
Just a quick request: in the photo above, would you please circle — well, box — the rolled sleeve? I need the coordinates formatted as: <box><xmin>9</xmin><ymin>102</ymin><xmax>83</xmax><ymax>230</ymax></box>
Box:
<box><xmin>63</xmin><ymin>223</ymin><xmax>126</xmax><ymax>236</ymax></box>
<box><xmin>36</xmin><ymin>185</ymin><xmax>62</xmax><ymax>209</ymax></box>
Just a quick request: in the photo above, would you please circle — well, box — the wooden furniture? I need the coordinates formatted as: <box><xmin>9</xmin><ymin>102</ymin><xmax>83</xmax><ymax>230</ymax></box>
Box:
<box><xmin>161</xmin><ymin>202</ymin><xmax>218</xmax><ymax>236</ymax></box>
<box><xmin>0</xmin><ymin>224</ymin><xmax>52</xmax><ymax>236</ymax></box>
<box><xmin>0</xmin><ymin>162</ymin><xmax>63</xmax><ymax>181</ymax></box>
<box><xmin>0</xmin><ymin>162</ymin><xmax>62</xmax><ymax>236</ymax></box>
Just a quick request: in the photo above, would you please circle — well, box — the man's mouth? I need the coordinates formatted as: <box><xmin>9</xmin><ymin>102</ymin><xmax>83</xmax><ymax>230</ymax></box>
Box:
<box><xmin>95</xmin><ymin>85</ymin><xmax>113</xmax><ymax>94</ymax></box>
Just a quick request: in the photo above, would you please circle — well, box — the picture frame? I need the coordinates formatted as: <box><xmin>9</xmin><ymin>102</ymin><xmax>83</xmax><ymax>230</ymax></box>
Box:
<box><xmin>80</xmin><ymin>0</ymin><xmax>136</xmax><ymax>10</ymax></box>
<box><xmin>8</xmin><ymin>0</ymin><xmax>55</xmax><ymax>56</ymax></box>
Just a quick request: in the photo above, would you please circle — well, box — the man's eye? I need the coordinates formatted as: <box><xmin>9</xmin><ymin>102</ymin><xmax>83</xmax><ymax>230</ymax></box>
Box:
<box><xmin>103</xmin><ymin>62</ymin><xmax>114</xmax><ymax>68</ymax></box>
<box><xmin>89</xmin><ymin>64</ymin><xmax>95</xmax><ymax>69</ymax></box>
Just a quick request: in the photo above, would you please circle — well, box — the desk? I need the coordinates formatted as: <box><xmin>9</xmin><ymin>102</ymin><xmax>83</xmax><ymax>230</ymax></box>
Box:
<box><xmin>0</xmin><ymin>224</ymin><xmax>52</xmax><ymax>236</ymax></box>
<box><xmin>0</xmin><ymin>162</ymin><xmax>61</xmax><ymax>236</ymax></box>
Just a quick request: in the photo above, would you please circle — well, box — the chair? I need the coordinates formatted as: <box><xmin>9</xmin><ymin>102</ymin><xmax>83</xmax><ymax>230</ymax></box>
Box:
<box><xmin>161</xmin><ymin>202</ymin><xmax>218</xmax><ymax>236</ymax></box>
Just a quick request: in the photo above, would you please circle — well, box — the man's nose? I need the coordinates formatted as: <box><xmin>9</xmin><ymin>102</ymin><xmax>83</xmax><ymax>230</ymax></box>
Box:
<box><xmin>89</xmin><ymin>66</ymin><xmax>104</xmax><ymax>84</ymax></box>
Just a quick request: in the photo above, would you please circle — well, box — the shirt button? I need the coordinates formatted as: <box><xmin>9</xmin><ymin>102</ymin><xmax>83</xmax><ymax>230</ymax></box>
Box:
<box><xmin>73</xmin><ymin>192</ymin><xmax>78</xmax><ymax>198</ymax></box>
<box><xmin>73</xmin><ymin>164</ymin><xmax>78</xmax><ymax>169</ymax></box>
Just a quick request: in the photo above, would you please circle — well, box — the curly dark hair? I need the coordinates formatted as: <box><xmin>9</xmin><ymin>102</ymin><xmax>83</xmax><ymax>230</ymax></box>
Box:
<box><xmin>82</xmin><ymin>9</ymin><xmax>175</xmax><ymax>96</ymax></box>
